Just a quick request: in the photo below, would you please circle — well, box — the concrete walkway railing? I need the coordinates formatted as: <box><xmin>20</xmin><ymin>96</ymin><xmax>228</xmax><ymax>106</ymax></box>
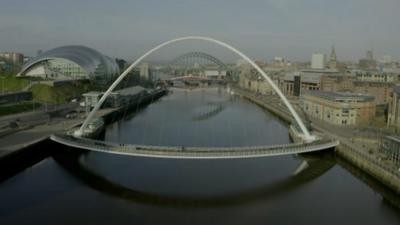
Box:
<box><xmin>51</xmin><ymin>133</ymin><xmax>338</xmax><ymax>159</ymax></box>
<box><xmin>340</xmin><ymin>141</ymin><xmax>400</xmax><ymax>179</ymax></box>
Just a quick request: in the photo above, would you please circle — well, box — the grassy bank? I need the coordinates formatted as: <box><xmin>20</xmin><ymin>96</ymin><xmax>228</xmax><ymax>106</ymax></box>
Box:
<box><xmin>0</xmin><ymin>75</ymin><xmax>95</xmax><ymax>104</ymax></box>
<box><xmin>0</xmin><ymin>102</ymin><xmax>42</xmax><ymax>117</ymax></box>
<box><xmin>0</xmin><ymin>76</ymin><xmax>28</xmax><ymax>92</ymax></box>
<box><xmin>31</xmin><ymin>82</ymin><xmax>92</xmax><ymax>104</ymax></box>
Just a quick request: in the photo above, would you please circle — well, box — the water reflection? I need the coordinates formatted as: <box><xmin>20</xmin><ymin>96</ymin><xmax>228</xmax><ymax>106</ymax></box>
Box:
<box><xmin>104</xmin><ymin>87</ymin><xmax>289</xmax><ymax>147</ymax></box>
<box><xmin>53</xmin><ymin>150</ymin><xmax>335</xmax><ymax>208</ymax></box>
<box><xmin>336</xmin><ymin>156</ymin><xmax>400</xmax><ymax>211</ymax></box>
<box><xmin>191</xmin><ymin>101</ymin><xmax>226</xmax><ymax>121</ymax></box>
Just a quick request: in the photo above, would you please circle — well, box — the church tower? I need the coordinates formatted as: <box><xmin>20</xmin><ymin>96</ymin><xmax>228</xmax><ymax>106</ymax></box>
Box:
<box><xmin>329</xmin><ymin>45</ymin><xmax>337</xmax><ymax>69</ymax></box>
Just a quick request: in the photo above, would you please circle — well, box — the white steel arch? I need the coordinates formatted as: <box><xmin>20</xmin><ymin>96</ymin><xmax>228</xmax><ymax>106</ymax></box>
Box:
<box><xmin>75</xmin><ymin>36</ymin><xmax>315</xmax><ymax>142</ymax></box>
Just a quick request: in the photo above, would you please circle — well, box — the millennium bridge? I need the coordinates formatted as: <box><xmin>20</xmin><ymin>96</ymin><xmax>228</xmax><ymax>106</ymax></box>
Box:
<box><xmin>51</xmin><ymin>134</ymin><xmax>338</xmax><ymax>159</ymax></box>
<box><xmin>51</xmin><ymin>36</ymin><xmax>339</xmax><ymax>158</ymax></box>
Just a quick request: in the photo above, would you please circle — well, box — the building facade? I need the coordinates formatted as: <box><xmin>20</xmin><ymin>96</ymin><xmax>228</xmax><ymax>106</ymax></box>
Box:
<box><xmin>320</xmin><ymin>75</ymin><xmax>355</xmax><ymax>92</ymax></box>
<box><xmin>0</xmin><ymin>52</ymin><xmax>24</xmax><ymax>64</ymax></box>
<box><xmin>238</xmin><ymin>72</ymin><xmax>273</xmax><ymax>95</ymax></box>
<box><xmin>352</xmin><ymin>81</ymin><xmax>393</xmax><ymax>105</ymax></box>
<box><xmin>139</xmin><ymin>63</ymin><xmax>151</xmax><ymax>80</ymax></box>
<box><xmin>24</xmin><ymin>58</ymin><xmax>88</xmax><ymax>80</ymax></box>
<box><xmin>359</xmin><ymin>50</ymin><xmax>377</xmax><ymax>70</ymax></box>
<box><xmin>280</xmin><ymin>69</ymin><xmax>341</xmax><ymax>97</ymax></box>
<box><xmin>18</xmin><ymin>45</ymin><xmax>119</xmax><ymax>86</ymax></box>
<box><xmin>301</xmin><ymin>91</ymin><xmax>376</xmax><ymax>126</ymax></box>
<box><xmin>387</xmin><ymin>85</ymin><xmax>400</xmax><ymax>129</ymax></box>
<box><xmin>83</xmin><ymin>86</ymin><xmax>146</xmax><ymax>113</ymax></box>
<box><xmin>350</xmin><ymin>69</ymin><xmax>398</xmax><ymax>83</ymax></box>
<box><xmin>311</xmin><ymin>53</ymin><xmax>325</xmax><ymax>69</ymax></box>
<box><xmin>319</xmin><ymin>72</ymin><xmax>393</xmax><ymax>105</ymax></box>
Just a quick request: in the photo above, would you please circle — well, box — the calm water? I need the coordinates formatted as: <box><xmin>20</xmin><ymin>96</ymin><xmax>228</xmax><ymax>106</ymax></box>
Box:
<box><xmin>0</xmin><ymin>87</ymin><xmax>399</xmax><ymax>225</ymax></box>
<box><xmin>105</xmin><ymin>87</ymin><xmax>290</xmax><ymax>147</ymax></box>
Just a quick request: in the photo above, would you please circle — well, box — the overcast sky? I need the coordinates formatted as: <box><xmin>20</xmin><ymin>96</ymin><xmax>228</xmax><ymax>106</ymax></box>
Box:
<box><xmin>0</xmin><ymin>0</ymin><xmax>399</xmax><ymax>62</ymax></box>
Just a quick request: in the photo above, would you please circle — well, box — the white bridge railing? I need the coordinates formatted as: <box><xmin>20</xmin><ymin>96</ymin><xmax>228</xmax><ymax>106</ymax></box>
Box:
<box><xmin>51</xmin><ymin>134</ymin><xmax>339</xmax><ymax>159</ymax></box>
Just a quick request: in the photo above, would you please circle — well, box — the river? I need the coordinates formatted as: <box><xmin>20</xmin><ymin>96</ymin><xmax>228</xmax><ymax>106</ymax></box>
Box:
<box><xmin>0</xmin><ymin>87</ymin><xmax>399</xmax><ymax>225</ymax></box>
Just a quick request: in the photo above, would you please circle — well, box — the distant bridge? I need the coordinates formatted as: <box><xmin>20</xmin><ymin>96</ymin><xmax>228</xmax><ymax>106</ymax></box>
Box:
<box><xmin>166</xmin><ymin>75</ymin><xmax>222</xmax><ymax>81</ymax></box>
<box><xmin>169</xmin><ymin>51</ymin><xmax>227</xmax><ymax>69</ymax></box>
<box><xmin>165</xmin><ymin>75</ymin><xmax>226</xmax><ymax>86</ymax></box>
<box><xmin>166</xmin><ymin>51</ymin><xmax>229</xmax><ymax>78</ymax></box>
<box><xmin>50</xmin><ymin>134</ymin><xmax>339</xmax><ymax>159</ymax></box>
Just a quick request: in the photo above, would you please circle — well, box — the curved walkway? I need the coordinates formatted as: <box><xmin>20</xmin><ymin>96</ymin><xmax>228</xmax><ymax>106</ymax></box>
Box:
<box><xmin>50</xmin><ymin>134</ymin><xmax>339</xmax><ymax>159</ymax></box>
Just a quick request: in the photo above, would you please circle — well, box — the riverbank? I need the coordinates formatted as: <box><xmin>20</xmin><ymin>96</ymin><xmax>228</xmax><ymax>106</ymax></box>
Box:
<box><xmin>336</xmin><ymin>142</ymin><xmax>400</xmax><ymax>193</ymax></box>
<box><xmin>232</xmin><ymin>85</ymin><xmax>400</xmax><ymax>193</ymax></box>
<box><xmin>0</xmin><ymin>138</ymin><xmax>55</xmax><ymax>182</ymax></box>
<box><xmin>335</xmin><ymin>153</ymin><xmax>400</xmax><ymax>209</ymax></box>
<box><xmin>0</xmin><ymin>87</ymin><xmax>168</xmax><ymax>180</ymax></box>
<box><xmin>233</xmin><ymin>88</ymin><xmax>293</xmax><ymax>124</ymax></box>
<box><xmin>101</xmin><ymin>88</ymin><xmax>167</xmax><ymax>126</ymax></box>
<box><xmin>0</xmin><ymin>117</ymin><xmax>83</xmax><ymax>181</ymax></box>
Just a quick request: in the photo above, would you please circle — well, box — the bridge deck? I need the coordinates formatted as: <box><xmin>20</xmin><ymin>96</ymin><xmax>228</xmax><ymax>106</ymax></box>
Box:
<box><xmin>50</xmin><ymin>134</ymin><xmax>339</xmax><ymax>159</ymax></box>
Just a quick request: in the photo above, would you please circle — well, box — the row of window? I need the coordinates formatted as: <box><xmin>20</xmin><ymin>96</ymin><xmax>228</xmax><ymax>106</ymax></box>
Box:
<box><xmin>305</xmin><ymin>104</ymin><xmax>355</xmax><ymax>118</ymax></box>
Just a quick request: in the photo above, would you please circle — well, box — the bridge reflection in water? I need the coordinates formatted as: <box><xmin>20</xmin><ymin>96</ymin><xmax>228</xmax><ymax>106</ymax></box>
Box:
<box><xmin>53</xmin><ymin>149</ymin><xmax>336</xmax><ymax>207</ymax></box>
<box><xmin>51</xmin><ymin>147</ymin><xmax>400</xmax><ymax>211</ymax></box>
<box><xmin>191</xmin><ymin>101</ymin><xmax>226</xmax><ymax>121</ymax></box>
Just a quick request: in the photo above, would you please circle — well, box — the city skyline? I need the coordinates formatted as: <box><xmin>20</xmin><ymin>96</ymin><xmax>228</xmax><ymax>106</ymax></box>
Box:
<box><xmin>0</xmin><ymin>0</ymin><xmax>399</xmax><ymax>62</ymax></box>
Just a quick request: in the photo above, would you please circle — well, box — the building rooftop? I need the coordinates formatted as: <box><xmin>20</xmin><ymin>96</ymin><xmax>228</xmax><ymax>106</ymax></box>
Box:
<box><xmin>83</xmin><ymin>86</ymin><xmax>147</xmax><ymax>97</ymax></box>
<box><xmin>83</xmin><ymin>91</ymin><xmax>103</xmax><ymax>96</ymax></box>
<box><xmin>350</xmin><ymin>68</ymin><xmax>400</xmax><ymax>74</ymax></box>
<box><xmin>301</xmin><ymin>69</ymin><xmax>340</xmax><ymax>74</ymax></box>
<box><xmin>304</xmin><ymin>90</ymin><xmax>375</xmax><ymax>102</ymax></box>
<box><xmin>115</xmin><ymin>86</ymin><xmax>146</xmax><ymax>96</ymax></box>
<box><xmin>18</xmin><ymin>45</ymin><xmax>120</xmax><ymax>83</ymax></box>
<box><xmin>352</xmin><ymin>80</ymin><xmax>394</xmax><ymax>85</ymax></box>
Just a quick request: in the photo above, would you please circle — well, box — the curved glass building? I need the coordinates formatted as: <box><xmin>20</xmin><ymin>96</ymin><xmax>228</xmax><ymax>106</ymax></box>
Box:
<box><xmin>18</xmin><ymin>45</ymin><xmax>120</xmax><ymax>85</ymax></box>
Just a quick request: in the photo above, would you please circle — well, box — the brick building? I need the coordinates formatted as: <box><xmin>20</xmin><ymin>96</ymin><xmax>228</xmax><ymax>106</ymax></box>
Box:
<box><xmin>301</xmin><ymin>91</ymin><xmax>376</xmax><ymax>126</ymax></box>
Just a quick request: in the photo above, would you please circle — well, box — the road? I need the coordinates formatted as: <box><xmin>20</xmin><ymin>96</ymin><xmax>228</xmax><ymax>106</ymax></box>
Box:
<box><xmin>0</xmin><ymin>117</ymin><xmax>82</xmax><ymax>155</ymax></box>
